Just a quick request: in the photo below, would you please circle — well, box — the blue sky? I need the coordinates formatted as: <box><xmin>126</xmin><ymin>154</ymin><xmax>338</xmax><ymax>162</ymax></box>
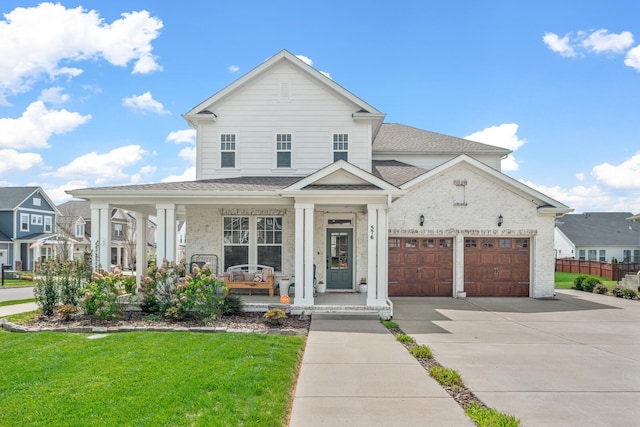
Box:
<box><xmin>1</xmin><ymin>1</ymin><xmax>639</xmax><ymax>214</ymax></box>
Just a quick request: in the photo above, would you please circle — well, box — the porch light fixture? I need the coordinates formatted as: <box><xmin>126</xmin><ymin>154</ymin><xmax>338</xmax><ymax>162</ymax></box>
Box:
<box><xmin>497</xmin><ymin>214</ymin><xmax>504</xmax><ymax>227</ymax></box>
<box><xmin>419</xmin><ymin>214</ymin><xmax>425</xmax><ymax>227</ymax></box>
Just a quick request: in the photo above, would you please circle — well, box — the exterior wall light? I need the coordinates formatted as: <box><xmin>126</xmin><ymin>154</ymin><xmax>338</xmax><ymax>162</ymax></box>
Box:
<box><xmin>419</xmin><ymin>214</ymin><xmax>425</xmax><ymax>227</ymax></box>
<box><xmin>497</xmin><ymin>214</ymin><xmax>504</xmax><ymax>227</ymax></box>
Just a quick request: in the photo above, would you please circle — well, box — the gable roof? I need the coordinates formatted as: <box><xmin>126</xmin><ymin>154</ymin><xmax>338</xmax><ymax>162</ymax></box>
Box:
<box><xmin>557</xmin><ymin>212</ymin><xmax>640</xmax><ymax>246</ymax></box>
<box><xmin>373</xmin><ymin>123</ymin><xmax>511</xmax><ymax>155</ymax></box>
<box><xmin>0</xmin><ymin>187</ymin><xmax>40</xmax><ymax>210</ymax></box>
<box><xmin>401</xmin><ymin>154</ymin><xmax>572</xmax><ymax>213</ymax></box>
<box><xmin>57</xmin><ymin>200</ymin><xmax>92</xmax><ymax>219</ymax></box>
<box><xmin>372</xmin><ymin>160</ymin><xmax>428</xmax><ymax>186</ymax></box>
<box><xmin>183</xmin><ymin>49</ymin><xmax>385</xmax><ymax>134</ymax></box>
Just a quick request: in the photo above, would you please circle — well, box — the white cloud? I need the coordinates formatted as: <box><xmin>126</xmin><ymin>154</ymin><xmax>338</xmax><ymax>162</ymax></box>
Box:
<box><xmin>295</xmin><ymin>54</ymin><xmax>332</xmax><ymax>79</ymax></box>
<box><xmin>48</xmin><ymin>145</ymin><xmax>148</xmax><ymax>184</ymax></box>
<box><xmin>178</xmin><ymin>146</ymin><xmax>196</xmax><ymax>164</ymax></box>
<box><xmin>576</xmin><ymin>172</ymin><xmax>585</xmax><ymax>182</ymax></box>
<box><xmin>228</xmin><ymin>65</ymin><xmax>239</xmax><ymax>73</ymax></box>
<box><xmin>166</xmin><ymin>129</ymin><xmax>196</xmax><ymax>144</ymax></box>
<box><xmin>0</xmin><ymin>101</ymin><xmax>91</xmax><ymax>149</ymax></box>
<box><xmin>592</xmin><ymin>152</ymin><xmax>640</xmax><ymax>188</ymax></box>
<box><xmin>48</xmin><ymin>180</ymin><xmax>90</xmax><ymax>204</ymax></box>
<box><xmin>520</xmin><ymin>180</ymin><xmax>610</xmax><ymax>213</ymax></box>
<box><xmin>39</xmin><ymin>87</ymin><xmax>70</xmax><ymax>104</ymax></box>
<box><xmin>624</xmin><ymin>45</ymin><xmax>640</xmax><ymax>71</ymax></box>
<box><xmin>582</xmin><ymin>29</ymin><xmax>634</xmax><ymax>53</ymax></box>
<box><xmin>465</xmin><ymin>123</ymin><xmax>525</xmax><ymax>172</ymax></box>
<box><xmin>162</xmin><ymin>167</ymin><xmax>196</xmax><ymax>183</ymax></box>
<box><xmin>543</xmin><ymin>32</ymin><xmax>576</xmax><ymax>57</ymax></box>
<box><xmin>0</xmin><ymin>3</ymin><xmax>163</xmax><ymax>99</ymax></box>
<box><xmin>122</xmin><ymin>92</ymin><xmax>169</xmax><ymax>114</ymax></box>
<box><xmin>0</xmin><ymin>149</ymin><xmax>44</xmax><ymax>174</ymax></box>
<box><xmin>130</xmin><ymin>165</ymin><xmax>157</xmax><ymax>184</ymax></box>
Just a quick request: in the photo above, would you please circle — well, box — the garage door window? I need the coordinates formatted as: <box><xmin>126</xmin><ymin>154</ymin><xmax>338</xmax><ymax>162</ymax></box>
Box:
<box><xmin>516</xmin><ymin>239</ymin><xmax>528</xmax><ymax>248</ymax></box>
<box><xmin>499</xmin><ymin>239</ymin><xmax>511</xmax><ymax>248</ymax></box>
<box><xmin>423</xmin><ymin>239</ymin><xmax>435</xmax><ymax>248</ymax></box>
<box><xmin>405</xmin><ymin>239</ymin><xmax>418</xmax><ymax>248</ymax></box>
<box><xmin>389</xmin><ymin>238</ymin><xmax>401</xmax><ymax>248</ymax></box>
<box><xmin>465</xmin><ymin>239</ymin><xmax>477</xmax><ymax>248</ymax></box>
<box><xmin>482</xmin><ymin>239</ymin><xmax>494</xmax><ymax>248</ymax></box>
<box><xmin>440</xmin><ymin>239</ymin><xmax>452</xmax><ymax>248</ymax></box>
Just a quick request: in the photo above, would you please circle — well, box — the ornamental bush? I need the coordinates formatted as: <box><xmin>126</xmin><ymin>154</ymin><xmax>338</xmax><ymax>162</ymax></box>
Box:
<box><xmin>573</xmin><ymin>275</ymin><xmax>588</xmax><ymax>291</ymax></box>
<box><xmin>582</xmin><ymin>276</ymin><xmax>602</xmax><ymax>293</ymax></box>
<box><xmin>593</xmin><ymin>283</ymin><xmax>608</xmax><ymax>295</ymax></box>
<box><xmin>80</xmin><ymin>268</ymin><xmax>123</xmax><ymax>320</ymax></box>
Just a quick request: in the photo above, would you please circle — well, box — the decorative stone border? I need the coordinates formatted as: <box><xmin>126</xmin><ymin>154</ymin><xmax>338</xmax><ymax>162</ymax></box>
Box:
<box><xmin>0</xmin><ymin>318</ymin><xmax>307</xmax><ymax>336</ymax></box>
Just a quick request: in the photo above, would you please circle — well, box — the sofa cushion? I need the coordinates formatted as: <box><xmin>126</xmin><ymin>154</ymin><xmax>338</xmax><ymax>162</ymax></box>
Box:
<box><xmin>243</xmin><ymin>272</ymin><xmax>254</xmax><ymax>281</ymax></box>
<box><xmin>254</xmin><ymin>272</ymin><xmax>262</xmax><ymax>282</ymax></box>
<box><xmin>261</xmin><ymin>268</ymin><xmax>273</xmax><ymax>282</ymax></box>
<box><xmin>232</xmin><ymin>271</ymin><xmax>244</xmax><ymax>282</ymax></box>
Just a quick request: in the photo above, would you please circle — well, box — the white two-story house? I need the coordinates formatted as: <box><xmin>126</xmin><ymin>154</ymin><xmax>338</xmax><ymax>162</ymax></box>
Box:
<box><xmin>69</xmin><ymin>50</ymin><xmax>571</xmax><ymax>317</ymax></box>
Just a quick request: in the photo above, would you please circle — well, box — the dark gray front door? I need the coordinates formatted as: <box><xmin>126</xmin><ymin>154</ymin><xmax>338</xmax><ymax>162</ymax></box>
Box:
<box><xmin>326</xmin><ymin>228</ymin><xmax>353</xmax><ymax>289</ymax></box>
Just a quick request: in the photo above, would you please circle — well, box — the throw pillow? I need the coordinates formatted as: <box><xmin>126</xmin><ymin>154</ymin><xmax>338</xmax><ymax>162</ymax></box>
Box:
<box><xmin>232</xmin><ymin>271</ymin><xmax>244</xmax><ymax>282</ymax></box>
<box><xmin>261</xmin><ymin>268</ymin><xmax>272</xmax><ymax>282</ymax></box>
<box><xmin>254</xmin><ymin>272</ymin><xmax>262</xmax><ymax>282</ymax></box>
<box><xmin>244</xmin><ymin>272</ymin><xmax>254</xmax><ymax>281</ymax></box>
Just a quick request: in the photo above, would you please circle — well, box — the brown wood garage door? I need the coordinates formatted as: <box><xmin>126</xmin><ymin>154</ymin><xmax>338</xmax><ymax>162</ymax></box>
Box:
<box><xmin>464</xmin><ymin>238</ymin><xmax>530</xmax><ymax>297</ymax></box>
<box><xmin>388</xmin><ymin>237</ymin><xmax>453</xmax><ymax>296</ymax></box>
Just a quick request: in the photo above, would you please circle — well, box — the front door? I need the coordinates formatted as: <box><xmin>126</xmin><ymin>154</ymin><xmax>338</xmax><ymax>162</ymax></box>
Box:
<box><xmin>326</xmin><ymin>228</ymin><xmax>353</xmax><ymax>289</ymax></box>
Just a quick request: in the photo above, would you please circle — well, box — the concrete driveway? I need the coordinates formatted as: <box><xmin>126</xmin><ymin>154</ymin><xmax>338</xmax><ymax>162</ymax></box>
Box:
<box><xmin>392</xmin><ymin>289</ymin><xmax>640</xmax><ymax>427</ymax></box>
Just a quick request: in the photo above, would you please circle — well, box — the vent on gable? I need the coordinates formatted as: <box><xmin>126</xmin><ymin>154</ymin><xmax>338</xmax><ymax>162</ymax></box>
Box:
<box><xmin>278</xmin><ymin>81</ymin><xmax>291</xmax><ymax>102</ymax></box>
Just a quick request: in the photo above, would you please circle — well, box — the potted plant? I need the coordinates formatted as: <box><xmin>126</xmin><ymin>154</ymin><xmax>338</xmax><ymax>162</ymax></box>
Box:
<box><xmin>316</xmin><ymin>280</ymin><xmax>326</xmax><ymax>293</ymax></box>
<box><xmin>359</xmin><ymin>277</ymin><xmax>367</xmax><ymax>294</ymax></box>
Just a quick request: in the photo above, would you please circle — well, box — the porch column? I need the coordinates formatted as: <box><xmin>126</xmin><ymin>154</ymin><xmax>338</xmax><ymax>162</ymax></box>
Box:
<box><xmin>294</xmin><ymin>202</ymin><xmax>314</xmax><ymax>306</ymax></box>
<box><xmin>367</xmin><ymin>204</ymin><xmax>388</xmax><ymax>306</ymax></box>
<box><xmin>90</xmin><ymin>203</ymin><xmax>111</xmax><ymax>270</ymax></box>
<box><xmin>156</xmin><ymin>204</ymin><xmax>176</xmax><ymax>264</ymax></box>
<box><xmin>12</xmin><ymin>241</ymin><xmax>20</xmax><ymax>269</ymax></box>
<box><xmin>135</xmin><ymin>212</ymin><xmax>148</xmax><ymax>291</ymax></box>
<box><xmin>454</xmin><ymin>233</ymin><xmax>465</xmax><ymax>296</ymax></box>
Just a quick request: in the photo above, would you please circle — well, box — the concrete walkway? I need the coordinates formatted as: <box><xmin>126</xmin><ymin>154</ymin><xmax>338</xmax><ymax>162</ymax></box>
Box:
<box><xmin>0</xmin><ymin>302</ymin><xmax>37</xmax><ymax>317</ymax></box>
<box><xmin>392</xmin><ymin>290</ymin><xmax>640</xmax><ymax>427</ymax></box>
<box><xmin>289</xmin><ymin>314</ymin><xmax>473</xmax><ymax>427</ymax></box>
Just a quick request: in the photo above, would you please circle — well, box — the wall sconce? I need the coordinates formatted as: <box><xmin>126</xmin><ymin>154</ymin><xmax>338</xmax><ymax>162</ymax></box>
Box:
<box><xmin>497</xmin><ymin>214</ymin><xmax>504</xmax><ymax>227</ymax></box>
<box><xmin>419</xmin><ymin>214</ymin><xmax>425</xmax><ymax>227</ymax></box>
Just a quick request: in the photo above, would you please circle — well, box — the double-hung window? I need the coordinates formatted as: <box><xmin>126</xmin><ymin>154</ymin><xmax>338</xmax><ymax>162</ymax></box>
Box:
<box><xmin>31</xmin><ymin>215</ymin><xmax>43</xmax><ymax>226</ymax></box>
<box><xmin>333</xmin><ymin>134</ymin><xmax>348</xmax><ymax>161</ymax></box>
<box><xmin>276</xmin><ymin>134</ymin><xmax>292</xmax><ymax>168</ymax></box>
<box><xmin>223</xmin><ymin>216</ymin><xmax>283</xmax><ymax>272</ymax></box>
<box><xmin>20</xmin><ymin>213</ymin><xmax>29</xmax><ymax>232</ymax></box>
<box><xmin>44</xmin><ymin>216</ymin><xmax>52</xmax><ymax>233</ymax></box>
<box><xmin>75</xmin><ymin>222</ymin><xmax>85</xmax><ymax>238</ymax></box>
<box><xmin>220</xmin><ymin>134</ymin><xmax>236</xmax><ymax>168</ymax></box>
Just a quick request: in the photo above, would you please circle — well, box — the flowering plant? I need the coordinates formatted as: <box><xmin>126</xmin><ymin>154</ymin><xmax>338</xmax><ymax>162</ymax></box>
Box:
<box><xmin>80</xmin><ymin>267</ymin><xmax>131</xmax><ymax>320</ymax></box>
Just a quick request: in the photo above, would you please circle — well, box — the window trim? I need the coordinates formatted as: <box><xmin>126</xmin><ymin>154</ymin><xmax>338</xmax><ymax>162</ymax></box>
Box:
<box><xmin>31</xmin><ymin>214</ymin><xmax>43</xmax><ymax>226</ymax></box>
<box><xmin>275</xmin><ymin>133</ymin><xmax>292</xmax><ymax>168</ymax></box>
<box><xmin>20</xmin><ymin>213</ymin><xmax>30</xmax><ymax>232</ymax></box>
<box><xmin>44</xmin><ymin>216</ymin><xmax>52</xmax><ymax>233</ymax></box>
<box><xmin>75</xmin><ymin>222</ymin><xmax>85</xmax><ymax>238</ymax></box>
<box><xmin>332</xmin><ymin>133</ymin><xmax>349</xmax><ymax>162</ymax></box>
<box><xmin>223</xmin><ymin>216</ymin><xmax>283</xmax><ymax>272</ymax></box>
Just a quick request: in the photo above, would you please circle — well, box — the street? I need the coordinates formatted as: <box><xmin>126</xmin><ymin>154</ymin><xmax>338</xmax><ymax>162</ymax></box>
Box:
<box><xmin>0</xmin><ymin>286</ymin><xmax>35</xmax><ymax>302</ymax></box>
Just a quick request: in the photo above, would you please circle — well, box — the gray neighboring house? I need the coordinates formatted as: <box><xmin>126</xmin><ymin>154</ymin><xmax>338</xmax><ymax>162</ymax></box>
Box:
<box><xmin>0</xmin><ymin>186</ymin><xmax>59</xmax><ymax>270</ymax></box>
<box><xmin>555</xmin><ymin>212</ymin><xmax>640</xmax><ymax>262</ymax></box>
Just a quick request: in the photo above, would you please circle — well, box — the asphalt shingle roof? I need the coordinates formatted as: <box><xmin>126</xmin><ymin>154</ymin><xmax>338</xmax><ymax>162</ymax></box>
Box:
<box><xmin>557</xmin><ymin>212</ymin><xmax>640</xmax><ymax>246</ymax></box>
<box><xmin>0</xmin><ymin>187</ymin><xmax>39</xmax><ymax>210</ymax></box>
<box><xmin>373</xmin><ymin>123</ymin><xmax>511</xmax><ymax>154</ymax></box>
<box><xmin>372</xmin><ymin>160</ymin><xmax>428</xmax><ymax>186</ymax></box>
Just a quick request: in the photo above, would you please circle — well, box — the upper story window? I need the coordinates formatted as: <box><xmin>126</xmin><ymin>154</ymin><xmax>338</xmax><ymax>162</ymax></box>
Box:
<box><xmin>276</xmin><ymin>133</ymin><xmax>292</xmax><ymax>168</ymax></box>
<box><xmin>220</xmin><ymin>134</ymin><xmax>236</xmax><ymax>168</ymax></box>
<box><xmin>31</xmin><ymin>215</ymin><xmax>43</xmax><ymax>226</ymax></box>
<box><xmin>44</xmin><ymin>216</ymin><xmax>52</xmax><ymax>233</ymax></box>
<box><xmin>333</xmin><ymin>134</ymin><xmax>348</xmax><ymax>162</ymax></box>
<box><xmin>20</xmin><ymin>213</ymin><xmax>29</xmax><ymax>231</ymax></box>
<box><xmin>114</xmin><ymin>223</ymin><xmax>124</xmax><ymax>238</ymax></box>
<box><xmin>33</xmin><ymin>197</ymin><xmax>41</xmax><ymax>206</ymax></box>
<box><xmin>75</xmin><ymin>222</ymin><xmax>85</xmax><ymax>238</ymax></box>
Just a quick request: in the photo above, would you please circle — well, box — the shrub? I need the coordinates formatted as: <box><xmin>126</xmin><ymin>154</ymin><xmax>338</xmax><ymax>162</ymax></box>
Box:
<box><xmin>56</xmin><ymin>304</ymin><xmax>78</xmax><ymax>321</ymax></box>
<box><xmin>410</xmin><ymin>345</ymin><xmax>433</xmax><ymax>359</ymax></box>
<box><xmin>80</xmin><ymin>268</ymin><xmax>123</xmax><ymax>320</ymax></box>
<box><xmin>582</xmin><ymin>276</ymin><xmax>601</xmax><ymax>293</ymax></box>
<box><xmin>612</xmin><ymin>285</ymin><xmax>626</xmax><ymax>298</ymax></box>
<box><xmin>221</xmin><ymin>294</ymin><xmax>243</xmax><ymax>316</ymax></box>
<box><xmin>33</xmin><ymin>259</ymin><xmax>59</xmax><ymax>316</ymax></box>
<box><xmin>622</xmin><ymin>288</ymin><xmax>637</xmax><ymax>299</ymax></box>
<box><xmin>593</xmin><ymin>283</ymin><xmax>608</xmax><ymax>295</ymax></box>
<box><xmin>263</xmin><ymin>308</ymin><xmax>287</xmax><ymax>326</ymax></box>
<box><xmin>573</xmin><ymin>275</ymin><xmax>588</xmax><ymax>291</ymax></box>
<box><xmin>395</xmin><ymin>333</ymin><xmax>415</xmax><ymax>344</ymax></box>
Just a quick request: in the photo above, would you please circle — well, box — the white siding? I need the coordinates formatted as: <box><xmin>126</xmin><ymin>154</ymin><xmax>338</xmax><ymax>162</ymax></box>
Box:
<box><xmin>196</xmin><ymin>61</ymin><xmax>373</xmax><ymax>179</ymax></box>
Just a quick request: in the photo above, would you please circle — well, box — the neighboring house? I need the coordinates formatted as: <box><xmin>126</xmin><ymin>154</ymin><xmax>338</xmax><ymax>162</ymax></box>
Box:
<box><xmin>69</xmin><ymin>50</ymin><xmax>571</xmax><ymax>316</ymax></box>
<box><xmin>555</xmin><ymin>212</ymin><xmax>640</xmax><ymax>262</ymax></box>
<box><xmin>0</xmin><ymin>187</ymin><xmax>59</xmax><ymax>271</ymax></box>
<box><xmin>56</xmin><ymin>200</ymin><xmax>157</xmax><ymax>269</ymax></box>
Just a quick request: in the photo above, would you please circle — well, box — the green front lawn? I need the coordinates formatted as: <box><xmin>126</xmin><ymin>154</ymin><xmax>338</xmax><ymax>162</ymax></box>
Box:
<box><xmin>0</xmin><ymin>298</ymin><xmax>36</xmax><ymax>307</ymax></box>
<box><xmin>0</xmin><ymin>330</ymin><xmax>305</xmax><ymax>426</ymax></box>
<box><xmin>1</xmin><ymin>279</ymin><xmax>36</xmax><ymax>287</ymax></box>
<box><xmin>555</xmin><ymin>272</ymin><xmax>617</xmax><ymax>290</ymax></box>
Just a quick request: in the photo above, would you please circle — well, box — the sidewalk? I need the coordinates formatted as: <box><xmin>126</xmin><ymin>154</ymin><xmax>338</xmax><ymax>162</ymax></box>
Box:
<box><xmin>289</xmin><ymin>314</ymin><xmax>472</xmax><ymax>427</ymax></box>
<box><xmin>0</xmin><ymin>302</ymin><xmax>38</xmax><ymax>318</ymax></box>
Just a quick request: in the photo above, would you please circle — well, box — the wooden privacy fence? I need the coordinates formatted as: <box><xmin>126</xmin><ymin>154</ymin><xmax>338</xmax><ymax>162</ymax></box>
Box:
<box><xmin>555</xmin><ymin>259</ymin><xmax>640</xmax><ymax>281</ymax></box>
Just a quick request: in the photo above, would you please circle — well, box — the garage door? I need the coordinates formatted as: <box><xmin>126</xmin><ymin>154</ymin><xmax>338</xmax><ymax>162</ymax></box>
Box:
<box><xmin>464</xmin><ymin>238</ymin><xmax>530</xmax><ymax>297</ymax></box>
<box><xmin>388</xmin><ymin>237</ymin><xmax>453</xmax><ymax>296</ymax></box>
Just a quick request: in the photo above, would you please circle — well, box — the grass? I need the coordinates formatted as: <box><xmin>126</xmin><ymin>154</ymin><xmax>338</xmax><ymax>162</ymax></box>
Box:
<box><xmin>0</xmin><ymin>298</ymin><xmax>36</xmax><ymax>307</ymax></box>
<box><xmin>429</xmin><ymin>366</ymin><xmax>464</xmax><ymax>390</ymax></box>
<box><xmin>466</xmin><ymin>402</ymin><xmax>520</xmax><ymax>427</ymax></box>
<box><xmin>0</xmin><ymin>330</ymin><xmax>305</xmax><ymax>426</ymax></box>
<box><xmin>554</xmin><ymin>272</ymin><xmax>616</xmax><ymax>290</ymax></box>
<box><xmin>0</xmin><ymin>279</ymin><xmax>36</xmax><ymax>287</ymax></box>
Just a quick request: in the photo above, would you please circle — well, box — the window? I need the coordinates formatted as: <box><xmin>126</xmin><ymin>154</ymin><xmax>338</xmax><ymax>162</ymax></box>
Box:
<box><xmin>114</xmin><ymin>224</ymin><xmax>123</xmax><ymax>238</ymax></box>
<box><xmin>634</xmin><ymin>250</ymin><xmax>640</xmax><ymax>262</ymax></box>
<box><xmin>482</xmin><ymin>239</ymin><xmax>494</xmax><ymax>248</ymax></box>
<box><xmin>220</xmin><ymin>134</ymin><xmax>236</xmax><ymax>168</ymax></box>
<box><xmin>623</xmin><ymin>250</ymin><xmax>631</xmax><ymax>262</ymax></box>
<box><xmin>516</xmin><ymin>239</ymin><xmax>529</xmax><ymax>249</ymax></box>
<box><xmin>33</xmin><ymin>197</ymin><xmax>41</xmax><ymax>206</ymax></box>
<box><xmin>588</xmin><ymin>249</ymin><xmax>597</xmax><ymax>261</ymax></box>
<box><xmin>276</xmin><ymin>134</ymin><xmax>292</xmax><ymax>168</ymax></box>
<box><xmin>31</xmin><ymin>215</ymin><xmax>43</xmax><ymax>225</ymax></box>
<box><xmin>388</xmin><ymin>238</ymin><xmax>401</xmax><ymax>248</ymax></box>
<box><xmin>599</xmin><ymin>250</ymin><xmax>606</xmax><ymax>262</ymax></box>
<box><xmin>499</xmin><ymin>239</ymin><xmax>511</xmax><ymax>248</ymax></box>
<box><xmin>423</xmin><ymin>239</ymin><xmax>435</xmax><ymax>248</ymax></box>
<box><xmin>257</xmin><ymin>217</ymin><xmax>282</xmax><ymax>271</ymax></box>
<box><xmin>44</xmin><ymin>216</ymin><xmax>52</xmax><ymax>233</ymax></box>
<box><xmin>465</xmin><ymin>238</ymin><xmax>477</xmax><ymax>248</ymax></box>
<box><xmin>75</xmin><ymin>222</ymin><xmax>85</xmax><ymax>238</ymax></box>
<box><xmin>20</xmin><ymin>213</ymin><xmax>29</xmax><ymax>231</ymax></box>
<box><xmin>579</xmin><ymin>249</ymin><xmax>586</xmax><ymax>260</ymax></box>
<box><xmin>333</xmin><ymin>134</ymin><xmax>348</xmax><ymax>161</ymax></box>
<box><xmin>224</xmin><ymin>216</ymin><xmax>250</xmax><ymax>270</ymax></box>
<box><xmin>405</xmin><ymin>239</ymin><xmax>417</xmax><ymax>248</ymax></box>
<box><xmin>439</xmin><ymin>238</ymin><xmax>452</xmax><ymax>248</ymax></box>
